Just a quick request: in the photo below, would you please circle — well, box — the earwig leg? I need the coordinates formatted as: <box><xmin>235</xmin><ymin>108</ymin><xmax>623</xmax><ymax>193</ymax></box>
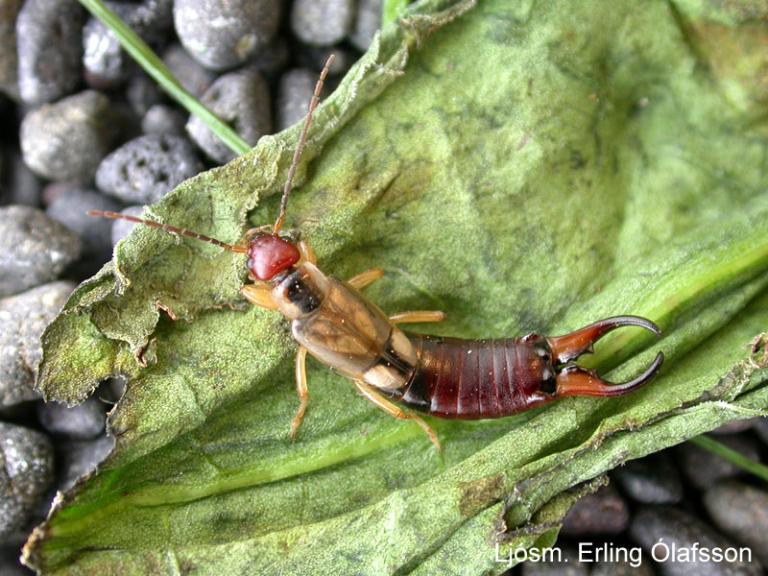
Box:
<box><xmin>547</xmin><ymin>315</ymin><xmax>662</xmax><ymax>365</ymax></box>
<box><xmin>290</xmin><ymin>346</ymin><xmax>309</xmax><ymax>440</ymax></box>
<box><xmin>241</xmin><ymin>283</ymin><xmax>279</xmax><ymax>310</ymax></box>
<box><xmin>347</xmin><ymin>268</ymin><xmax>385</xmax><ymax>291</ymax></box>
<box><xmin>354</xmin><ymin>380</ymin><xmax>441</xmax><ymax>451</ymax></box>
<box><xmin>298</xmin><ymin>240</ymin><xmax>316</xmax><ymax>265</ymax></box>
<box><xmin>389</xmin><ymin>311</ymin><xmax>446</xmax><ymax>324</ymax></box>
<box><xmin>557</xmin><ymin>352</ymin><xmax>665</xmax><ymax>398</ymax></box>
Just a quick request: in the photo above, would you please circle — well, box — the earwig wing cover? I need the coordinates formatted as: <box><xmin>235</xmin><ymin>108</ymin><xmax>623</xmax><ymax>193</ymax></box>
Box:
<box><xmin>27</xmin><ymin>1</ymin><xmax>768</xmax><ymax>575</ymax></box>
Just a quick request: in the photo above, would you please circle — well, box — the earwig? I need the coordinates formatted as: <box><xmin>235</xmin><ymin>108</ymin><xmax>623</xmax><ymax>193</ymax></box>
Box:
<box><xmin>90</xmin><ymin>55</ymin><xmax>664</xmax><ymax>451</ymax></box>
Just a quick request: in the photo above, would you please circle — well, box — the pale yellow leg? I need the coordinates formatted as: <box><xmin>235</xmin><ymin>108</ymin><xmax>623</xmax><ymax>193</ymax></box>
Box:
<box><xmin>347</xmin><ymin>268</ymin><xmax>385</xmax><ymax>290</ymax></box>
<box><xmin>290</xmin><ymin>346</ymin><xmax>309</xmax><ymax>440</ymax></box>
<box><xmin>354</xmin><ymin>380</ymin><xmax>441</xmax><ymax>451</ymax></box>
<box><xmin>241</xmin><ymin>283</ymin><xmax>278</xmax><ymax>310</ymax></box>
<box><xmin>389</xmin><ymin>311</ymin><xmax>446</xmax><ymax>324</ymax></box>
<box><xmin>298</xmin><ymin>240</ymin><xmax>316</xmax><ymax>265</ymax></box>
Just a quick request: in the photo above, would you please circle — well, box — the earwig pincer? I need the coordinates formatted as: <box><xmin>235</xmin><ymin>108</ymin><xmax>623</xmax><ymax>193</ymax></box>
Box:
<box><xmin>90</xmin><ymin>56</ymin><xmax>664</xmax><ymax>451</ymax></box>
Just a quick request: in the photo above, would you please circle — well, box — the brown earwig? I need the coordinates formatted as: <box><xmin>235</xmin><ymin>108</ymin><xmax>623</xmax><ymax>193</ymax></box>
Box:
<box><xmin>90</xmin><ymin>55</ymin><xmax>664</xmax><ymax>451</ymax></box>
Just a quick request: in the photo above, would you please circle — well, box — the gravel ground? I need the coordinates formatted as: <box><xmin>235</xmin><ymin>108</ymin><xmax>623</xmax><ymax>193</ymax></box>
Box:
<box><xmin>0</xmin><ymin>1</ymin><xmax>766</xmax><ymax>575</ymax></box>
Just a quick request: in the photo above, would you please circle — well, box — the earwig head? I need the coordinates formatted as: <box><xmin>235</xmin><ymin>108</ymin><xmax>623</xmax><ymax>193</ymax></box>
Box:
<box><xmin>246</xmin><ymin>232</ymin><xmax>301</xmax><ymax>281</ymax></box>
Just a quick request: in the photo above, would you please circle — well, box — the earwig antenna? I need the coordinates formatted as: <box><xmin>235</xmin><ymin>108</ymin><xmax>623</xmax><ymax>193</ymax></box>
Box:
<box><xmin>87</xmin><ymin>210</ymin><xmax>248</xmax><ymax>253</ymax></box>
<box><xmin>272</xmin><ymin>53</ymin><xmax>335</xmax><ymax>235</ymax></box>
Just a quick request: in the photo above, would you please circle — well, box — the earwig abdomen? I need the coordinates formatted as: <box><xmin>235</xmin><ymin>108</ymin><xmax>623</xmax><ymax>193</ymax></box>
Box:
<box><xmin>392</xmin><ymin>334</ymin><xmax>558</xmax><ymax>419</ymax></box>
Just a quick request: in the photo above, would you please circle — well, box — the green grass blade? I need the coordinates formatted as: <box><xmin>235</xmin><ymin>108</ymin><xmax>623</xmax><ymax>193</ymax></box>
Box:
<box><xmin>78</xmin><ymin>0</ymin><xmax>250</xmax><ymax>156</ymax></box>
<box><xmin>690</xmin><ymin>435</ymin><xmax>768</xmax><ymax>484</ymax></box>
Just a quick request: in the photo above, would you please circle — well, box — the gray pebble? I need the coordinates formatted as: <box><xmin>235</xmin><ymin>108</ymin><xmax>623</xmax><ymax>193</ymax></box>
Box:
<box><xmin>629</xmin><ymin>507</ymin><xmax>762</xmax><ymax>576</ymax></box>
<box><xmin>127</xmin><ymin>74</ymin><xmax>163</xmax><ymax>117</ymax></box>
<box><xmin>173</xmin><ymin>0</ymin><xmax>281</xmax><ymax>71</ymax></box>
<box><xmin>248</xmin><ymin>38</ymin><xmax>290</xmax><ymax>80</ymax></box>
<box><xmin>84</xmin><ymin>0</ymin><xmax>172</xmax><ymax>88</ymax></box>
<box><xmin>110</xmin><ymin>205</ymin><xmax>144</xmax><ymax>245</ymax></box>
<box><xmin>612</xmin><ymin>452</ymin><xmax>683</xmax><ymax>504</ymax></box>
<box><xmin>142</xmin><ymin>104</ymin><xmax>187</xmax><ymax>136</ymax></box>
<box><xmin>592</xmin><ymin>561</ymin><xmax>654</xmax><ymax>576</ymax></box>
<box><xmin>97</xmin><ymin>376</ymin><xmax>126</xmax><ymax>404</ymax></box>
<box><xmin>704</xmin><ymin>481</ymin><xmax>768</xmax><ymax>564</ymax></box>
<box><xmin>0</xmin><ymin>281</ymin><xmax>74</xmax><ymax>406</ymax></box>
<box><xmin>0</xmin><ymin>207</ymin><xmax>80</xmax><ymax>297</ymax></box>
<box><xmin>37</xmin><ymin>398</ymin><xmax>106</xmax><ymax>439</ymax></box>
<box><xmin>46</xmin><ymin>187</ymin><xmax>120</xmax><ymax>258</ymax></box>
<box><xmin>522</xmin><ymin>546</ymin><xmax>587</xmax><ymax>576</ymax></box>
<box><xmin>186</xmin><ymin>70</ymin><xmax>271</xmax><ymax>163</ymax></box>
<box><xmin>678</xmin><ymin>436</ymin><xmax>760</xmax><ymax>490</ymax></box>
<box><xmin>277</xmin><ymin>68</ymin><xmax>316</xmax><ymax>131</ymax></box>
<box><xmin>60</xmin><ymin>435</ymin><xmax>114</xmax><ymax>490</ymax></box>
<box><xmin>16</xmin><ymin>0</ymin><xmax>83</xmax><ymax>105</ymax></box>
<box><xmin>750</xmin><ymin>418</ymin><xmax>768</xmax><ymax>444</ymax></box>
<box><xmin>291</xmin><ymin>0</ymin><xmax>355</xmax><ymax>47</ymax></box>
<box><xmin>297</xmin><ymin>46</ymin><xmax>357</xmax><ymax>77</ymax></box>
<box><xmin>711</xmin><ymin>418</ymin><xmax>760</xmax><ymax>435</ymax></box>
<box><xmin>20</xmin><ymin>90</ymin><xmax>121</xmax><ymax>182</ymax></box>
<box><xmin>3</xmin><ymin>152</ymin><xmax>43</xmax><ymax>207</ymax></box>
<box><xmin>0</xmin><ymin>548</ymin><xmax>29</xmax><ymax>576</ymax></box>
<box><xmin>0</xmin><ymin>0</ymin><xmax>21</xmax><ymax>99</ymax></box>
<box><xmin>561</xmin><ymin>484</ymin><xmax>630</xmax><ymax>536</ymax></box>
<box><xmin>162</xmin><ymin>44</ymin><xmax>216</xmax><ymax>97</ymax></box>
<box><xmin>0</xmin><ymin>423</ymin><xmax>54</xmax><ymax>540</ymax></box>
<box><xmin>96</xmin><ymin>134</ymin><xmax>203</xmax><ymax>204</ymax></box>
<box><xmin>350</xmin><ymin>0</ymin><xmax>382</xmax><ymax>51</ymax></box>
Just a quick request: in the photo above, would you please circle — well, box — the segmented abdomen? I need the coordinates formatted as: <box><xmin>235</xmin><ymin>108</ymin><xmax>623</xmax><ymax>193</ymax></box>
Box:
<box><xmin>393</xmin><ymin>334</ymin><xmax>556</xmax><ymax>419</ymax></box>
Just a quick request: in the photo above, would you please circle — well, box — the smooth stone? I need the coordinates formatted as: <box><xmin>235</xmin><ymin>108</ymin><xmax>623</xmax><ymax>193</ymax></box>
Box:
<box><xmin>173</xmin><ymin>0</ymin><xmax>281</xmax><ymax>71</ymax></box>
<box><xmin>126</xmin><ymin>74</ymin><xmax>163</xmax><ymax>117</ymax></box>
<box><xmin>0</xmin><ymin>281</ymin><xmax>74</xmax><ymax>406</ymax></box>
<box><xmin>711</xmin><ymin>418</ymin><xmax>760</xmax><ymax>435</ymax></box>
<box><xmin>0</xmin><ymin>548</ymin><xmax>29</xmax><ymax>576</ymax></box>
<box><xmin>291</xmin><ymin>0</ymin><xmax>355</xmax><ymax>47</ymax></box>
<box><xmin>96</xmin><ymin>134</ymin><xmax>203</xmax><ymax>204</ymax></box>
<box><xmin>20</xmin><ymin>91</ymin><xmax>121</xmax><ymax>183</ymax></box>
<box><xmin>0</xmin><ymin>423</ymin><xmax>54</xmax><ymax>539</ymax></box>
<box><xmin>247</xmin><ymin>38</ymin><xmax>290</xmax><ymax>80</ymax></box>
<box><xmin>162</xmin><ymin>43</ymin><xmax>216</xmax><ymax>97</ymax></box>
<box><xmin>592</xmin><ymin>560</ymin><xmax>654</xmax><ymax>576</ymax></box>
<box><xmin>704</xmin><ymin>481</ymin><xmax>768</xmax><ymax>564</ymax></box>
<box><xmin>612</xmin><ymin>452</ymin><xmax>683</xmax><ymax>504</ymax></box>
<box><xmin>276</xmin><ymin>68</ymin><xmax>316</xmax><ymax>131</ymax></box>
<box><xmin>59</xmin><ymin>435</ymin><xmax>114</xmax><ymax>490</ymax></box>
<box><xmin>110</xmin><ymin>206</ymin><xmax>144</xmax><ymax>245</ymax></box>
<box><xmin>0</xmin><ymin>0</ymin><xmax>21</xmax><ymax>99</ymax></box>
<box><xmin>16</xmin><ymin>0</ymin><xmax>83</xmax><ymax>104</ymax></box>
<box><xmin>142</xmin><ymin>104</ymin><xmax>187</xmax><ymax>136</ymax></box>
<box><xmin>350</xmin><ymin>0</ymin><xmax>382</xmax><ymax>51</ymax></box>
<box><xmin>522</xmin><ymin>546</ymin><xmax>588</xmax><ymax>576</ymax></box>
<box><xmin>629</xmin><ymin>506</ymin><xmax>762</xmax><ymax>576</ymax></box>
<box><xmin>678</xmin><ymin>435</ymin><xmax>760</xmax><ymax>490</ymax></box>
<box><xmin>46</xmin><ymin>187</ymin><xmax>121</xmax><ymax>258</ymax></box>
<box><xmin>560</xmin><ymin>484</ymin><xmax>630</xmax><ymax>536</ymax></box>
<box><xmin>0</xmin><ymin>207</ymin><xmax>80</xmax><ymax>297</ymax></box>
<box><xmin>296</xmin><ymin>45</ymin><xmax>356</xmax><ymax>76</ymax></box>
<box><xmin>3</xmin><ymin>151</ymin><xmax>42</xmax><ymax>206</ymax></box>
<box><xmin>750</xmin><ymin>418</ymin><xmax>768</xmax><ymax>444</ymax></box>
<box><xmin>83</xmin><ymin>0</ymin><xmax>172</xmax><ymax>88</ymax></box>
<box><xmin>186</xmin><ymin>70</ymin><xmax>271</xmax><ymax>163</ymax></box>
<box><xmin>37</xmin><ymin>398</ymin><xmax>106</xmax><ymax>440</ymax></box>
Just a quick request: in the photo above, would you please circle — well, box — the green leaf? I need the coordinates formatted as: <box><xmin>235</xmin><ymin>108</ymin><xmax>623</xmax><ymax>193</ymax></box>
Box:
<box><xmin>25</xmin><ymin>0</ymin><xmax>768</xmax><ymax>574</ymax></box>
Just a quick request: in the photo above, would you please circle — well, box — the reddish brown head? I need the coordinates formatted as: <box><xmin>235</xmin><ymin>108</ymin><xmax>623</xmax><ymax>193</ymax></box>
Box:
<box><xmin>247</xmin><ymin>234</ymin><xmax>301</xmax><ymax>281</ymax></box>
